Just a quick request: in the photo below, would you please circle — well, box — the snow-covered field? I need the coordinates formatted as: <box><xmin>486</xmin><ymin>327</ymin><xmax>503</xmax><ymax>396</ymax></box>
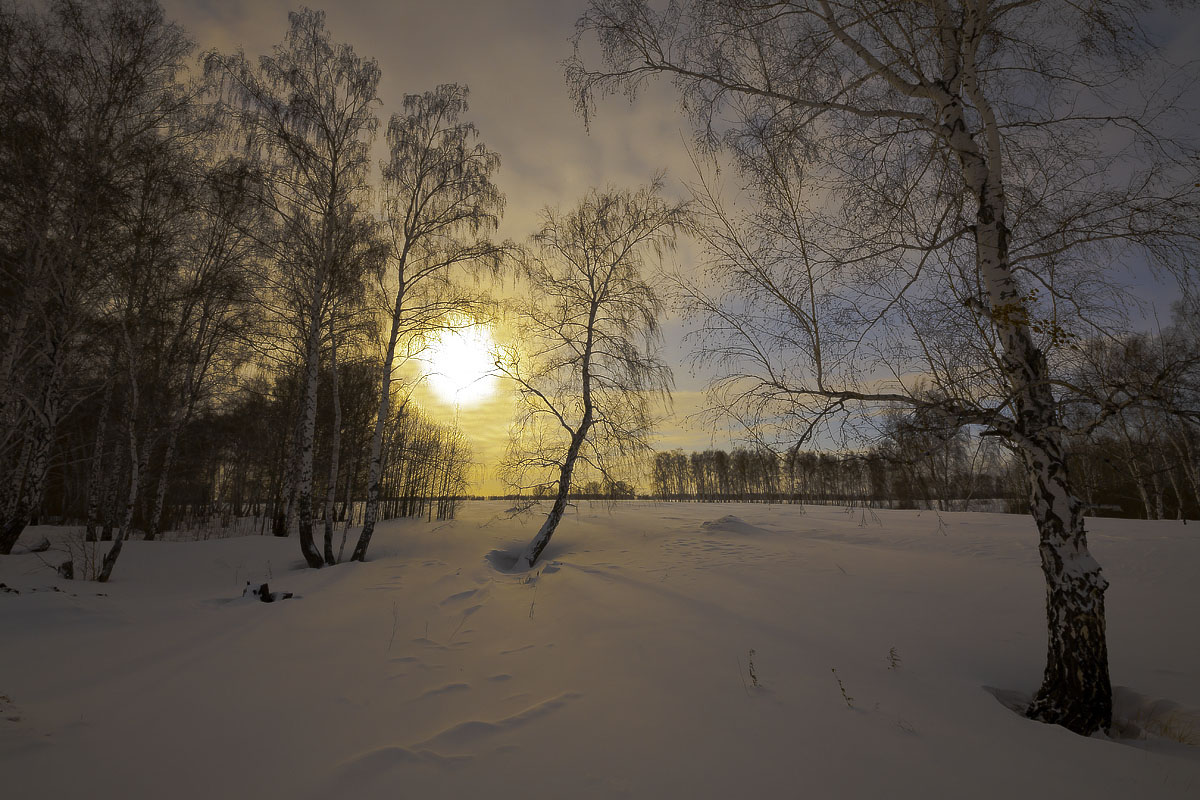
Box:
<box><xmin>1</xmin><ymin>502</ymin><xmax>1198</xmax><ymax>799</ymax></box>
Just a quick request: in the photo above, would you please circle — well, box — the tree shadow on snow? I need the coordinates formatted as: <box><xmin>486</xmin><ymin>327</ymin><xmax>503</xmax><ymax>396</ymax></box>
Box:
<box><xmin>985</xmin><ymin>685</ymin><xmax>1200</xmax><ymax>759</ymax></box>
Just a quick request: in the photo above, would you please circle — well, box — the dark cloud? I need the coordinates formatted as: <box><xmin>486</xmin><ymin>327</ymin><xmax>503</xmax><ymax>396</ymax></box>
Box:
<box><xmin>162</xmin><ymin>0</ymin><xmax>696</xmax><ymax>238</ymax></box>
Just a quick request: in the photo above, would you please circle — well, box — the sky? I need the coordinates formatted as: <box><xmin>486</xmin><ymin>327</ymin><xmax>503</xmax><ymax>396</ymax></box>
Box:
<box><xmin>156</xmin><ymin>0</ymin><xmax>1200</xmax><ymax>494</ymax></box>
<box><xmin>158</xmin><ymin>0</ymin><xmax>721</xmax><ymax>493</ymax></box>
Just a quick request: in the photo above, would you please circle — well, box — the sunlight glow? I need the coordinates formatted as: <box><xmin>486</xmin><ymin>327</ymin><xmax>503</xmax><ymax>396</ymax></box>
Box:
<box><xmin>422</xmin><ymin>319</ymin><xmax>499</xmax><ymax>407</ymax></box>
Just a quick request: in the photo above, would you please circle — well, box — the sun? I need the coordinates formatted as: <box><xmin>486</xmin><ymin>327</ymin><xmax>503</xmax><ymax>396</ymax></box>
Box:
<box><xmin>422</xmin><ymin>319</ymin><xmax>499</xmax><ymax>406</ymax></box>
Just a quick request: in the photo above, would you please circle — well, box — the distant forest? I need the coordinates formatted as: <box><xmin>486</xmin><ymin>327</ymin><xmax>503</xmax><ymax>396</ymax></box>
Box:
<box><xmin>648</xmin><ymin>426</ymin><xmax>1200</xmax><ymax>521</ymax></box>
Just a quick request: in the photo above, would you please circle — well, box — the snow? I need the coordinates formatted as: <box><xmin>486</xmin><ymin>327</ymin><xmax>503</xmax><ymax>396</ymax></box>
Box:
<box><xmin>1</xmin><ymin>502</ymin><xmax>1198</xmax><ymax>798</ymax></box>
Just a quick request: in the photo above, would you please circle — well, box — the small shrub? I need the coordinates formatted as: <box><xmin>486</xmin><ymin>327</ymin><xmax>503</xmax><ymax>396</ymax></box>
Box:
<box><xmin>887</xmin><ymin>647</ymin><xmax>901</xmax><ymax>670</ymax></box>
<box><xmin>832</xmin><ymin>668</ymin><xmax>854</xmax><ymax>708</ymax></box>
<box><xmin>1139</xmin><ymin>712</ymin><xmax>1200</xmax><ymax>746</ymax></box>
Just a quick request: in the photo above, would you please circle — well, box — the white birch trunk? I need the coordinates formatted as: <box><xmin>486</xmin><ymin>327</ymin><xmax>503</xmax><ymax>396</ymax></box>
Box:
<box><xmin>322</xmin><ymin>322</ymin><xmax>341</xmax><ymax>565</ymax></box>
<box><xmin>517</xmin><ymin>429</ymin><xmax>587</xmax><ymax>569</ymax></box>
<box><xmin>294</xmin><ymin>286</ymin><xmax>326</xmax><ymax>569</ymax></box>
<box><xmin>941</xmin><ymin>5</ymin><xmax>1111</xmax><ymax>732</ymax></box>
<box><xmin>351</xmin><ymin>280</ymin><xmax>406</xmax><ymax>562</ymax></box>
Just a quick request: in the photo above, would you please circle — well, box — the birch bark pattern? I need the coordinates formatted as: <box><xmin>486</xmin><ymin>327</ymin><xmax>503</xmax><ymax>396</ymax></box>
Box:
<box><xmin>323</xmin><ymin>323</ymin><xmax>341</xmax><ymax>565</ymax></box>
<box><xmin>350</xmin><ymin>288</ymin><xmax>402</xmax><ymax>562</ymax></box>
<box><xmin>295</xmin><ymin>287</ymin><xmax>327</xmax><ymax>569</ymax></box>
<box><xmin>948</xmin><ymin>44</ymin><xmax>1112</xmax><ymax>734</ymax></box>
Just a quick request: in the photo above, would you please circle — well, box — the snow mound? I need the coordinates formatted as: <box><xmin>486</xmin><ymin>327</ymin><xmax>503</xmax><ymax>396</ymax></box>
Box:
<box><xmin>699</xmin><ymin>515</ymin><xmax>769</xmax><ymax>535</ymax></box>
<box><xmin>412</xmin><ymin>692</ymin><xmax>581</xmax><ymax>752</ymax></box>
<box><xmin>986</xmin><ymin>684</ymin><xmax>1200</xmax><ymax>753</ymax></box>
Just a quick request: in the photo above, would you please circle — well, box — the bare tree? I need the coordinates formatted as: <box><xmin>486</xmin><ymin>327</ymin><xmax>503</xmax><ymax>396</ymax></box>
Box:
<box><xmin>143</xmin><ymin>161</ymin><xmax>260</xmax><ymax>542</ymax></box>
<box><xmin>350</xmin><ymin>84</ymin><xmax>506</xmax><ymax>563</ymax></box>
<box><xmin>1066</xmin><ymin>313</ymin><xmax>1200</xmax><ymax>519</ymax></box>
<box><xmin>0</xmin><ymin>0</ymin><xmax>196</xmax><ymax>555</ymax></box>
<box><xmin>499</xmin><ymin>182</ymin><xmax>683</xmax><ymax>568</ymax></box>
<box><xmin>207</xmin><ymin>8</ymin><xmax>380</xmax><ymax>568</ymax></box>
<box><xmin>570</xmin><ymin>0</ymin><xmax>1200</xmax><ymax>734</ymax></box>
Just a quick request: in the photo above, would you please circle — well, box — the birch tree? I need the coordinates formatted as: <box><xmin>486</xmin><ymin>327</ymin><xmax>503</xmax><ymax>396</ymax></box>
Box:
<box><xmin>207</xmin><ymin>8</ymin><xmax>380</xmax><ymax>568</ymax></box>
<box><xmin>143</xmin><ymin>161</ymin><xmax>260</xmax><ymax>541</ymax></box>
<box><xmin>570</xmin><ymin>0</ymin><xmax>1200</xmax><ymax>734</ymax></box>
<box><xmin>0</xmin><ymin>0</ymin><xmax>195</xmax><ymax>554</ymax></box>
<box><xmin>350</xmin><ymin>84</ymin><xmax>505</xmax><ymax>563</ymax></box>
<box><xmin>499</xmin><ymin>182</ymin><xmax>683</xmax><ymax>568</ymax></box>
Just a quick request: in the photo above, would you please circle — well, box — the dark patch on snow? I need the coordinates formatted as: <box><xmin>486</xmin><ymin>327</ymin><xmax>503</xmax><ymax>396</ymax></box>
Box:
<box><xmin>484</xmin><ymin>548</ymin><xmax>523</xmax><ymax>573</ymax></box>
<box><xmin>243</xmin><ymin>582</ymin><xmax>295</xmax><ymax>603</ymax></box>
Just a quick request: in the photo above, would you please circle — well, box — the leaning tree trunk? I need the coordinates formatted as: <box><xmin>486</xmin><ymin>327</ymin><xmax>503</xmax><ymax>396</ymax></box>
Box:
<box><xmin>98</xmin><ymin>418</ymin><xmax>139</xmax><ymax>583</ymax></box>
<box><xmin>517</xmin><ymin>295</ymin><xmax>600</xmax><ymax>569</ymax></box>
<box><xmin>99</xmin><ymin>369</ymin><xmax>142</xmax><ymax>583</ymax></box>
<box><xmin>518</xmin><ymin>450</ymin><xmax>577</xmax><ymax>568</ymax></box>
<box><xmin>518</xmin><ymin>421</ymin><xmax>591</xmax><ymax>569</ymax></box>
<box><xmin>351</xmin><ymin>280</ymin><xmax>406</xmax><ymax>562</ymax></box>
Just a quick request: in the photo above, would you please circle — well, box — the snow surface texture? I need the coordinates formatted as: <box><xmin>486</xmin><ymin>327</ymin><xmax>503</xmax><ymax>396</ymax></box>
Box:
<box><xmin>1</xmin><ymin>502</ymin><xmax>1198</xmax><ymax>798</ymax></box>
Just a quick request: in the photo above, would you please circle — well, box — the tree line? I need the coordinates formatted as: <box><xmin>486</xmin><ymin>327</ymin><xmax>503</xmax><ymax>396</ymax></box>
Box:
<box><xmin>0</xmin><ymin>0</ymin><xmax>683</xmax><ymax>581</ymax></box>
<box><xmin>0</xmin><ymin>1</ymin><xmax>492</xmax><ymax>575</ymax></box>
<box><xmin>653</xmin><ymin>315</ymin><xmax>1200</xmax><ymax>519</ymax></box>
